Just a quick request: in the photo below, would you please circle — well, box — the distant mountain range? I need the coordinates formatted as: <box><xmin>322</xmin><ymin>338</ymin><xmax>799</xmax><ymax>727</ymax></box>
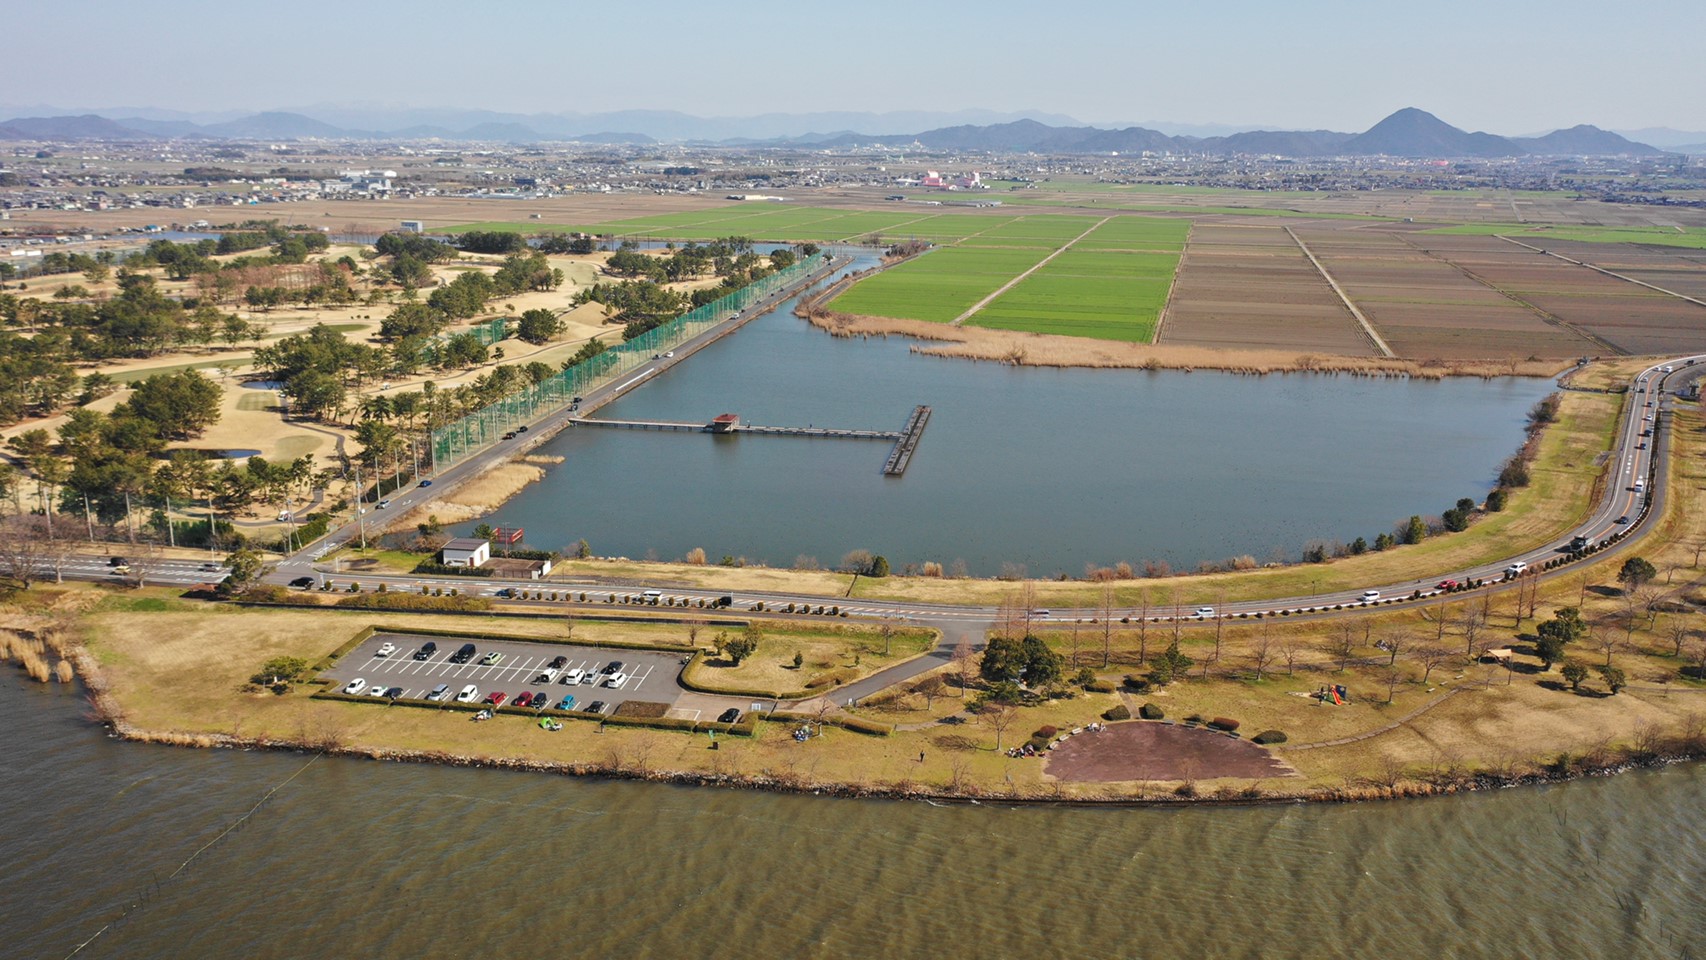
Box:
<box><xmin>810</xmin><ymin>108</ymin><xmax>1673</xmax><ymax>158</ymax></box>
<box><xmin>0</xmin><ymin>106</ymin><xmax>1681</xmax><ymax>157</ymax></box>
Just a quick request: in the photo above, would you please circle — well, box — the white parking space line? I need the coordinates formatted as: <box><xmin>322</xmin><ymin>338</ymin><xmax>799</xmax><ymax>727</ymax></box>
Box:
<box><xmin>627</xmin><ymin>664</ymin><xmax>655</xmax><ymax>691</ymax></box>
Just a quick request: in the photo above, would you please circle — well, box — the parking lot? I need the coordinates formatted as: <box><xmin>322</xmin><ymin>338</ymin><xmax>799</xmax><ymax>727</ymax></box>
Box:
<box><xmin>320</xmin><ymin>632</ymin><xmax>689</xmax><ymax>715</ymax></box>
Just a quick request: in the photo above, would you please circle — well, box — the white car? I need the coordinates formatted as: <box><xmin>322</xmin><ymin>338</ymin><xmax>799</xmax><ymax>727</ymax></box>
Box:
<box><xmin>367</xmin><ymin>685</ymin><xmax>389</xmax><ymax>698</ymax></box>
<box><xmin>343</xmin><ymin>678</ymin><xmax>367</xmax><ymax>696</ymax></box>
<box><xmin>455</xmin><ymin>684</ymin><xmax>480</xmax><ymax>703</ymax></box>
<box><xmin>604</xmin><ymin>672</ymin><xmax>629</xmax><ymax>687</ymax></box>
<box><xmin>1505</xmin><ymin>561</ymin><xmax>1528</xmax><ymax>576</ymax></box>
<box><xmin>375</xmin><ymin>642</ymin><xmax>397</xmax><ymax>658</ymax></box>
<box><xmin>1360</xmin><ymin>590</ymin><xmax>1381</xmax><ymax>603</ymax></box>
<box><xmin>560</xmin><ymin>668</ymin><xmax>585</xmax><ymax>685</ymax></box>
<box><xmin>1193</xmin><ymin>607</ymin><xmax>1216</xmax><ymax>619</ymax></box>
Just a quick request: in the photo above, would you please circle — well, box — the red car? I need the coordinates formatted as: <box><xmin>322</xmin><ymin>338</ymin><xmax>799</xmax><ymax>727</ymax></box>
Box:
<box><xmin>1437</xmin><ymin>579</ymin><xmax>1459</xmax><ymax>591</ymax></box>
<box><xmin>483</xmin><ymin>692</ymin><xmax>507</xmax><ymax>706</ymax></box>
<box><xmin>514</xmin><ymin>691</ymin><xmax>535</xmax><ymax>708</ymax></box>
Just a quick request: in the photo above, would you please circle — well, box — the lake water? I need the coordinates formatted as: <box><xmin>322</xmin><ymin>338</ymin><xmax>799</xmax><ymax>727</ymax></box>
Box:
<box><xmin>7</xmin><ymin>676</ymin><xmax>1702</xmax><ymax>959</ymax></box>
<box><xmin>466</xmin><ymin>256</ymin><xmax>1554</xmax><ymax>575</ymax></box>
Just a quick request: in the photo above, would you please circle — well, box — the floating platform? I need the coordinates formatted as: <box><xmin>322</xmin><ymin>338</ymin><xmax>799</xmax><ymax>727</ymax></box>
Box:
<box><xmin>571</xmin><ymin>403</ymin><xmax>930</xmax><ymax>476</ymax></box>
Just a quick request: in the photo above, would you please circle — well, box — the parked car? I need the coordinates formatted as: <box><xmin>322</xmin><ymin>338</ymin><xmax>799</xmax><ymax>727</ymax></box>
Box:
<box><xmin>579</xmin><ymin>672</ymin><xmax>599</xmax><ymax>685</ymax></box>
<box><xmin>604</xmin><ymin>672</ymin><xmax>629</xmax><ymax>687</ymax></box>
<box><xmin>450</xmin><ymin>644</ymin><xmax>477</xmax><ymax>664</ymax></box>
<box><xmin>428</xmin><ymin>683</ymin><xmax>451</xmax><ymax>702</ymax></box>
<box><xmin>533</xmin><ymin>694</ymin><xmax>552</xmax><ymax>710</ymax></box>
<box><xmin>483</xmin><ymin>692</ymin><xmax>507</xmax><ymax>706</ymax></box>
<box><xmin>343</xmin><ymin>678</ymin><xmax>367</xmax><ymax>696</ymax></box>
<box><xmin>480</xmin><ymin>651</ymin><xmax>504</xmax><ymax>666</ymax></box>
<box><xmin>560</xmin><ymin>668</ymin><xmax>585</xmax><ymax>685</ymax></box>
<box><xmin>289</xmin><ymin>576</ymin><xmax>315</xmax><ymax>589</ymax></box>
<box><xmin>384</xmin><ymin>687</ymin><xmax>403</xmax><ymax>700</ymax></box>
<box><xmin>556</xmin><ymin>695</ymin><xmax>577</xmax><ymax>711</ymax></box>
<box><xmin>603</xmin><ymin>661</ymin><xmax>625</xmax><ymax>675</ymax></box>
<box><xmin>513</xmin><ymin>692</ymin><xmax>533</xmax><ymax>707</ymax></box>
<box><xmin>717</xmin><ymin>708</ymin><xmax>741</xmax><ymax>724</ymax></box>
<box><xmin>414</xmin><ymin>642</ymin><xmax>438</xmax><ymax>661</ymax></box>
<box><xmin>547</xmin><ymin>655</ymin><xmax>569</xmax><ymax>670</ymax></box>
<box><xmin>534</xmin><ymin>667</ymin><xmax>560</xmax><ymax>684</ymax></box>
<box><xmin>375</xmin><ymin>642</ymin><xmax>398</xmax><ymax>658</ymax></box>
<box><xmin>586</xmin><ymin>700</ymin><xmax>607</xmax><ymax>714</ymax></box>
<box><xmin>367</xmin><ymin>685</ymin><xmax>388</xmax><ymax>698</ymax></box>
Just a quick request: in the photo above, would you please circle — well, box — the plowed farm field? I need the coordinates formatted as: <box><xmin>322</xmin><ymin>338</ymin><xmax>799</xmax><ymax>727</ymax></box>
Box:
<box><xmin>1159</xmin><ymin>223</ymin><xmax>1375</xmax><ymax>354</ymax></box>
<box><xmin>1292</xmin><ymin>228</ymin><xmax>1601</xmax><ymax>359</ymax></box>
<box><xmin>1409</xmin><ymin>235</ymin><xmax>1706</xmax><ymax>355</ymax></box>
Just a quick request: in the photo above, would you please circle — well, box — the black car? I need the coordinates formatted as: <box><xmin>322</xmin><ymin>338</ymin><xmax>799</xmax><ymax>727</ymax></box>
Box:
<box><xmin>586</xmin><ymin>700</ymin><xmax>607</xmax><ymax>714</ymax></box>
<box><xmin>384</xmin><ymin>686</ymin><xmax>404</xmax><ymax>700</ymax></box>
<box><xmin>450</xmin><ymin>643</ymin><xmax>478</xmax><ymax>664</ymax></box>
<box><xmin>108</xmin><ymin>556</ymin><xmax>127</xmax><ymax>567</ymax></box>
<box><xmin>602</xmin><ymin>661</ymin><xmax>625</xmax><ymax>675</ymax></box>
<box><xmin>502</xmin><ymin>431</ymin><xmax>517</xmax><ymax>440</ymax></box>
<box><xmin>517</xmin><ymin>425</ymin><xmax>528</xmax><ymax>434</ymax></box>
<box><xmin>289</xmin><ymin>576</ymin><xmax>315</xmax><ymax>589</ymax></box>
<box><xmin>1616</xmin><ymin>515</ymin><xmax>1631</xmax><ymax>525</ymax></box>
<box><xmin>414</xmin><ymin>641</ymin><xmax>438</xmax><ymax>661</ymax></box>
<box><xmin>547</xmin><ymin>655</ymin><xmax>568</xmax><ymax>670</ymax></box>
<box><xmin>717</xmin><ymin>708</ymin><xmax>741</xmax><ymax>724</ymax></box>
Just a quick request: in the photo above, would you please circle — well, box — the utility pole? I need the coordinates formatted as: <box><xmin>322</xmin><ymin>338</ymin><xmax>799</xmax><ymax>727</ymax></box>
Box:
<box><xmin>83</xmin><ymin>494</ymin><xmax>94</xmax><ymax>542</ymax></box>
<box><xmin>354</xmin><ymin>463</ymin><xmax>368</xmax><ymax>551</ymax></box>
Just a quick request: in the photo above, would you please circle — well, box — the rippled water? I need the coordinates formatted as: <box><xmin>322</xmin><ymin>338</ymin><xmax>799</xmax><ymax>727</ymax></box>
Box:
<box><xmin>7</xmin><ymin>676</ymin><xmax>1704</xmax><ymax>959</ymax></box>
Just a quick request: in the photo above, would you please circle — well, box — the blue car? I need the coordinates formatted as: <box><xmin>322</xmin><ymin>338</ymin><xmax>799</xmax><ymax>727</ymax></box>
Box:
<box><xmin>555</xmin><ymin>695</ymin><xmax>577</xmax><ymax>711</ymax></box>
<box><xmin>418</xmin><ymin>479</ymin><xmax>433</xmax><ymax>488</ymax></box>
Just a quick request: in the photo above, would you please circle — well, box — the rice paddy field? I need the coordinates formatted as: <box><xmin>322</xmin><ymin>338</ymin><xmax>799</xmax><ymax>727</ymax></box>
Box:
<box><xmin>824</xmin><ymin>214</ymin><xmax>1189</xmax><ymax>340</ymax></box>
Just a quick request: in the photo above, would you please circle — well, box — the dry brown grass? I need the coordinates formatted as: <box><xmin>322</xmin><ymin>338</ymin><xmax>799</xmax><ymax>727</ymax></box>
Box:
<box><xmin>799</xmin><ymin>306</ymin><xmax>1566</xmax><ymax>379</ymax></box>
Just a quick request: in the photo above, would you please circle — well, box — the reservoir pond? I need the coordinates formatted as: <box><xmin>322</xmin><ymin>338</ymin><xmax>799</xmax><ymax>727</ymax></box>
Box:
<box><xmin>474</xmin><ymin>255</ymin><xmax>1555</xmax><ymax>575</ymax></box>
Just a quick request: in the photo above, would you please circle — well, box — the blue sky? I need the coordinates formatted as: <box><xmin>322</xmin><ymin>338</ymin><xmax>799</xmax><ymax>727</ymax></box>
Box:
<box><xmin>5</xmin><ymin>0</ymin><xmax>1703</xmax><ymax>131</ymax></box>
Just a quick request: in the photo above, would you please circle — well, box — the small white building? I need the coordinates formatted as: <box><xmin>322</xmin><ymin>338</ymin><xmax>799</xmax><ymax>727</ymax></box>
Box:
<box><xmin>440</xmin><ymin>538</ymin><xmax>490</xmax><ymax>568</ymax></box>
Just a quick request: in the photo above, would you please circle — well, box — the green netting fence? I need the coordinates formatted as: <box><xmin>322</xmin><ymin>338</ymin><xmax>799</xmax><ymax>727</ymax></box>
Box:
<box><xmin>429</xmin><ymin>254</ymin><xmax>831</xmax><ymax>470</ymax></box>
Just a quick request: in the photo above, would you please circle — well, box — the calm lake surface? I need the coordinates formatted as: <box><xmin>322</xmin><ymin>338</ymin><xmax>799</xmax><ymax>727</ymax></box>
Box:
<box><xmin>8</xmin><ymin>676</ymin><xmax>1703</xmax><ymax>959</ymax></box>
<box><xmin>469</xmin><ymin>255</ymin><xmax>1554</xmax><ymax>575</ymax></box>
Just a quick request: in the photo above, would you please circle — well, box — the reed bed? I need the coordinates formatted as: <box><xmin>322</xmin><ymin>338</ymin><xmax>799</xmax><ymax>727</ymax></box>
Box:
<box><xmin>797</xmin><ymin>303</ymin><xmax>1566</xmax><ymax>379</ymax></box>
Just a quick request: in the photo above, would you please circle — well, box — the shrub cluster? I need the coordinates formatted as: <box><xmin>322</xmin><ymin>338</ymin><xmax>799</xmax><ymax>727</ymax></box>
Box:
<box><xmin>1139</xmin><ymin>703</ymin><xmax>1165</xmax><ymax>720</ymax></box>
<box><xmin>334</xmin><ymin>592</ymin><xmax>493</xmax><ymax>612</ymax></box>
<box><xmin>1103</xmin><ymin>704</ymin><xmax>1132</xmax><ymax>722</ymax></box>
<box><xmin>1252</xmin><ymin>730</ymin><xmax>1288</xmax><ymax>745</ymax></box>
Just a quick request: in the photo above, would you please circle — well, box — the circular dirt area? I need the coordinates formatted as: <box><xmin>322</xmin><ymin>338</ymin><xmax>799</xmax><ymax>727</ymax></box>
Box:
<box><xmin>1045</xmin><ymin>722</ymin><xmax>1293</xmax><ymax>782</ymax></box>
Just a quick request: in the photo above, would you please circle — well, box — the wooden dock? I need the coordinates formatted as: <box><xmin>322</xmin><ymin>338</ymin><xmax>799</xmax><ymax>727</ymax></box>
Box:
<box><xmin>882</xmin><ymin>405</ymin><xmax>931</xmax><ymax>476</ymax></box>
<box><xmin>572</xmin><ymin>403</ymin><xmax>931</xmax><ymax>475</ymax></box>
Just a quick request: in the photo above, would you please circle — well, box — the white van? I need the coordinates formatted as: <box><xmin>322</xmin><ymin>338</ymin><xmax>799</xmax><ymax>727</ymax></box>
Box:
<box><xmin>455</xmin><ymin>684</ymin><xmax>479</xmax><ymax>703</ymax></box>
<box><xmin>642</xmin><ymin>589</ymin><xmax>662</xmax><ymax>603</ymax></box>
<box><xmin>1360</xmin><ymin>591</ymin><xmax>1381</xmax><ymax>603</ymax></box>
<box><xmin>1505</xmin><ymin>561</ymin><xmax>1528</xmax><ymax>576</ymax></box>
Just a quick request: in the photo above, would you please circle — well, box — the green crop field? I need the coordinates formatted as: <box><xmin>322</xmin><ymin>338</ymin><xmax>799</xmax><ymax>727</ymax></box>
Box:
<box><xmin>966</xmin><ymin>249</ymin><xmax>1178</xmax><ymax>342</ymax></box>
<box><xmin>827</xmin><ymin>246</ymin><xmax>1053</xmax><ymax>323</ymax></box>
<box><xmin>1071</xmin><ymin>216</ymin><xmax>1191</xmax><ymax>251</ymax></box>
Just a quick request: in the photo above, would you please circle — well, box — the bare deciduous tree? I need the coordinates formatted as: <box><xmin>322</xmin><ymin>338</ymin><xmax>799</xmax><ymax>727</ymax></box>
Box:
<box><xmin>1667</xmin><ymin>618</ymin><xmax>1692</xmax><ymax>659</ymax></box>
<box><xmin>914</xmin><ymin>675</ymin><xmax>945</xmax><ymax>710</ymax></box>
<box><xmin>1100</xmin><ymin>584</ymin><xmax>1114</xmax><ymax>668</ymax></box>
<box><xmin>981</xmin><ymin>702</ymin><xmax>1016</xmax><ymax>752</ymax></box>
<box><xmin>952</xmin><ymin>639</ymin><xmax>975</xmax><ymax>697</ymax></box>
<box><xmin>1326</xmin><ymin>621</ymin><xmax>1358</xmax><ymax>673</ymax></box>
<box><xmin>1413</xmin><ymin>644</ymin><xmax>1453</xmax><ymax>684</ymax></box>
<box><xmin>1280</xmin><ymin>637</ymin><xmax>1302</xmax><ymax>677</ymax></box>
<box><xmin>1459</xmin><ymin>606</ymin><xmax>1486</xmax><ymax>656</ymax></box>
<box><xmin>1248</xmin><ymin>626</ymin><xmax>1277</xmax><ymax>681</ymax></box>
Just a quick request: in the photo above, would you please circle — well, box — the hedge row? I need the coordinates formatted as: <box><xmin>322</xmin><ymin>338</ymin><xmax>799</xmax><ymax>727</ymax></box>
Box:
<box><xmin>360</xmin><ymin>623</ymin><xmax>696</xmax><ymax>654</ymax></box>
<box><xmin>336</xmin><ymin>593</ymin><xmax>494</xmax><ymax>612</ymax></box>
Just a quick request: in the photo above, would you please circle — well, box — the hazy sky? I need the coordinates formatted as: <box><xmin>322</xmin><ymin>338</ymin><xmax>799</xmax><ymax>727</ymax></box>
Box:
<box><xmin>6</xmin><ymin>0</ymin><xmax>1704</xmax><ymax>131</ymax></box>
